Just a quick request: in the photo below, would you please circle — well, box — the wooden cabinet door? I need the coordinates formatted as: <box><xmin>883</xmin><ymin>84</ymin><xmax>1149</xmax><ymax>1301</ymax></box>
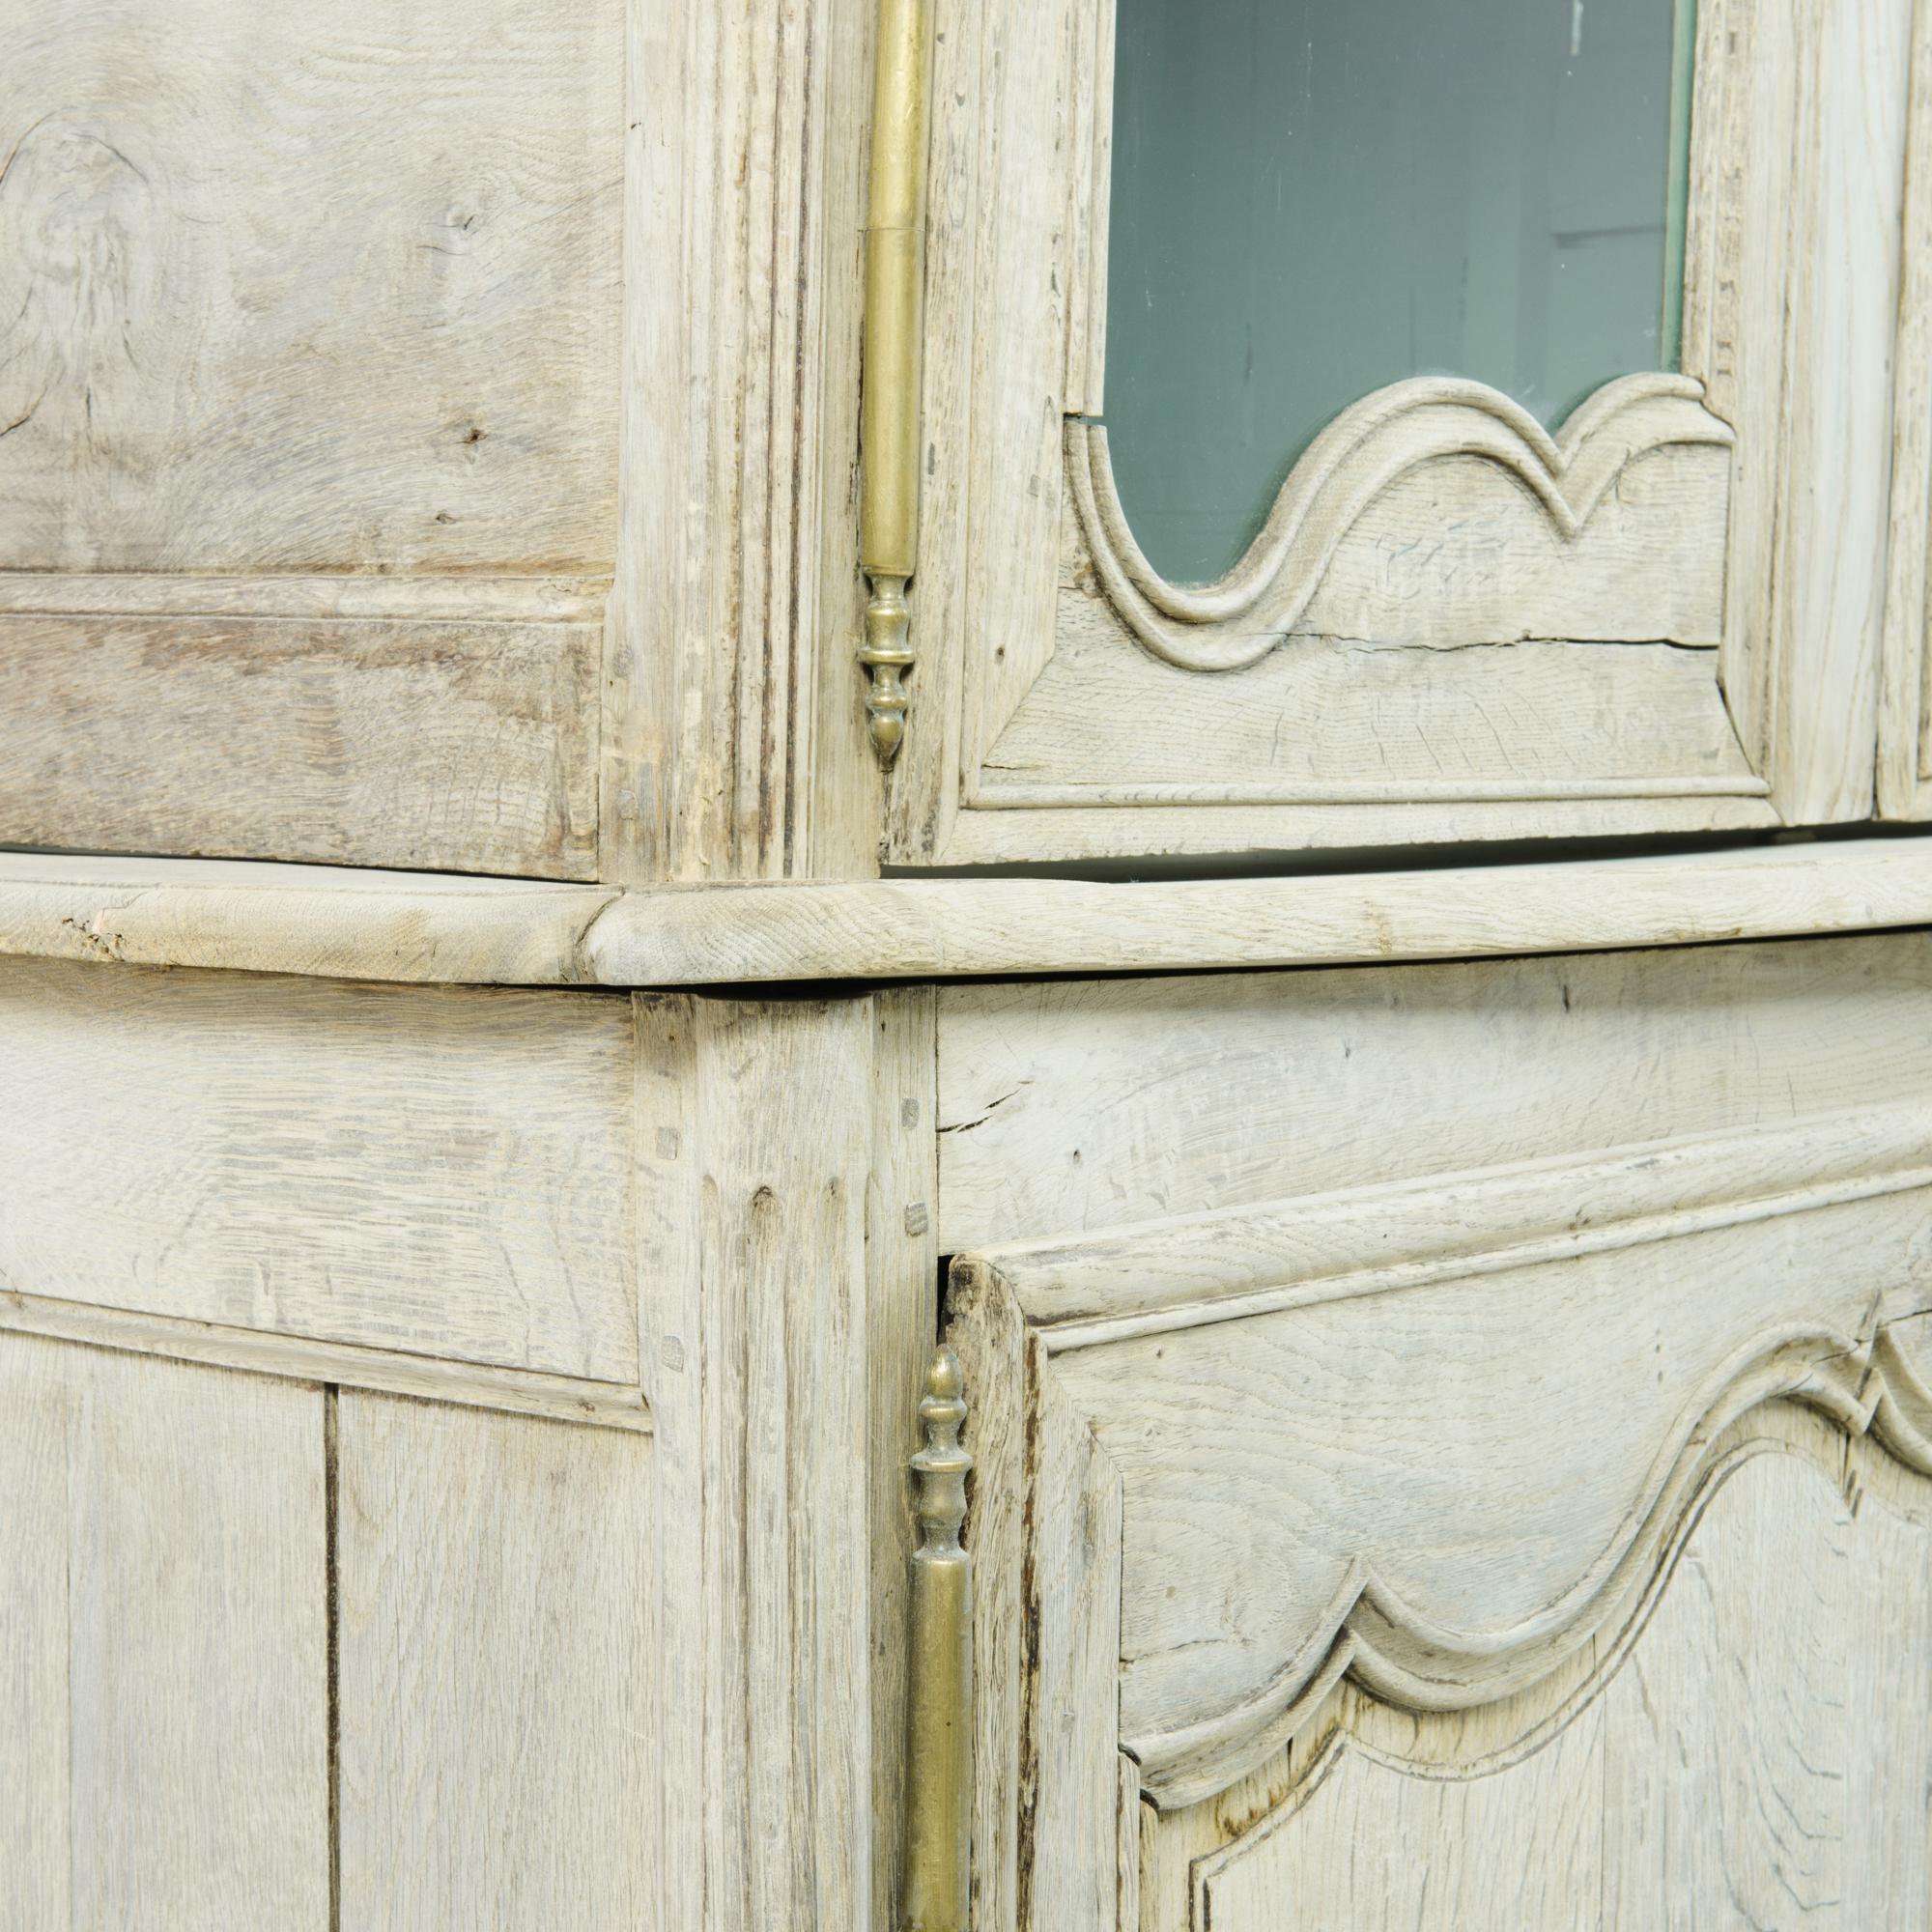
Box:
<box><xmin>889</xmin><ymin>0</ymin><xmax>1922</xmax><ymax>866</ymax></box>
<box><xmin>934</xmin><ymin>937</ymin><xmax>1932</xmax><ymax>1927</ymax></box>
<box><xmin>952</xmin><ymin>1161</ymin><xmax>1932</xmax><ymax>1931</ymax></box>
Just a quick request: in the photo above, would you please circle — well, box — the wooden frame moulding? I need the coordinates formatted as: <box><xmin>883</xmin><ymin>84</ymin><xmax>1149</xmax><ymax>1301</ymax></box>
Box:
<box><xmin>947</xmin><ymin>1107</ymin><xmax>1932</xmax><ymax>1929</ymax></box>
<box><xmin>885</xmin><ymin>0</ymin><xmax>1917</xmax><ymax>864</ymax></box>
<box><xmin>10</xmin><ymin>838</ymin><xmax>1932</xmax><ymax>988</ymax></box>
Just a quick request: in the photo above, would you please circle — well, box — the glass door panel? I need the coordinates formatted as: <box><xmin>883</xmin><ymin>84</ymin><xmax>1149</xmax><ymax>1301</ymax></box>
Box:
<box><xmin>1105</xmin><ymin>0</ymin><xmax>1697</xmax><ymax>584</ymax></box>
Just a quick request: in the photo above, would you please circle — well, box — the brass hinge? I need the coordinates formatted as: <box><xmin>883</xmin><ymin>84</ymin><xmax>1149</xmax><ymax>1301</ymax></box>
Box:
<box><xmin>859</xmin><ymin>0</ymin><xmax>933</xmax><ymax>765</ymax></box>
<box><xmin>901</xmin><ymin>1347</ymin><xmax>973</xmax><ymax>1931</ymax></box>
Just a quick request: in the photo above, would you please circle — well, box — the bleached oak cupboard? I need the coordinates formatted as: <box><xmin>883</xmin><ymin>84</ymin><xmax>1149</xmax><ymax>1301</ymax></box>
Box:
<box><xmin>9</xmin><ymin>2</ymin><xmax>1932</xmax><ymax>1931</ymax></box>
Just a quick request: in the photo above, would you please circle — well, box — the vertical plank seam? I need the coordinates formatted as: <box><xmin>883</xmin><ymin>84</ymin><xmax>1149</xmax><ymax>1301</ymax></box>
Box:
<box><xmin>782</xmin><ymin>5</ymin><xmax>820</xmax><ymax>877</ymax></box>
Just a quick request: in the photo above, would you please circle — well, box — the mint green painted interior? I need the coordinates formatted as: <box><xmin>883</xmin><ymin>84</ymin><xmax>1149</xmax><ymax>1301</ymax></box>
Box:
<box><xmin>1102</xmin><ymin>0</ymin><xmax>1695</xmax><ymax>587</ymax></box>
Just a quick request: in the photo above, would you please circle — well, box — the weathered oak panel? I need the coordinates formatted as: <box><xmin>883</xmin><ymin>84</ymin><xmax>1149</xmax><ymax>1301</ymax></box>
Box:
<box><xmin>0</xmin><ymin>1334</ymin><xmax>327</xmax><ymax>1929</ymax></box>
<box><xmin>0</xmin><ymin>958</ymin><xmax>638</xmax><ymax>1380</ymax></box>
<box><xmin>335</xmin><ymin>1393</ymin><xmax>654</xmax><ymax>1927</ymax></box>
<box><xmin>0</xmin><ymin>608</ymin><xmax>602</xmax><ymax>878</ymax></box>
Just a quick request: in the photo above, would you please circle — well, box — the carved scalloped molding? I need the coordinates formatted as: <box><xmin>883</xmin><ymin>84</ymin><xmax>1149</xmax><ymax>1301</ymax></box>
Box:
<box><xmin>1136</xmin><ymin>1322</ymin><xmax>1932</xmax><ymax>1810</ymax></box>
<box><xmin>1180</xmin><ymin>1395</ymin><xmax>1932</xmax><ymax>1927</ymax></box>
<box><xmin>952</xmin><ymin>1103</ymin><xmax>1932</xmax><ymax>1852</ymax></box>
<box><xmin>1065</xmin><ymin>373</ymin><xmax>1737</xmax><ymax>672</ymax></box>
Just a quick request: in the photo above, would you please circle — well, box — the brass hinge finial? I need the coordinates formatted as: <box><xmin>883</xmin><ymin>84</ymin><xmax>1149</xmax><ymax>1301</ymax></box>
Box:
<box><xmin>860</xmin><ymin>0</ymin><xmax>932</xmax><ymax>766</ymax></box>
<box><xmin>901</xmin><ymin>1345</ymin><xmax>972</xmax><ymax>1932</ymax></box>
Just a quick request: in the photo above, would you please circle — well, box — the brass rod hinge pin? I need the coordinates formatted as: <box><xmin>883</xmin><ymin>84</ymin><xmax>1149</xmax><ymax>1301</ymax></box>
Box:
<box><xmin>901</xmin><ymin>1346</ymin><xmax>972</xmax><ymax>1931</ymax></box>
<box><xmin>859</xmin><ymin>0</ymin><xmax>932</xmax><ymax>765</ymax></box>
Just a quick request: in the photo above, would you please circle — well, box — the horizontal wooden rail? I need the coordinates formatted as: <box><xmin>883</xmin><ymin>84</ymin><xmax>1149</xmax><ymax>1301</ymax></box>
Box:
<box><xmin>2</xmin><ymin>838</ymin><xmax>1932</xmax><ymax>986</ymax></box>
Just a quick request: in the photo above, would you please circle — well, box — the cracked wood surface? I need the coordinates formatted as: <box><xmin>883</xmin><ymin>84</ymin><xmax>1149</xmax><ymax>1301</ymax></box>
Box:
<box><xmin>11</xmin><ymin>838</ymin><xmax>1932</xmax><ymax>989</ymax></box>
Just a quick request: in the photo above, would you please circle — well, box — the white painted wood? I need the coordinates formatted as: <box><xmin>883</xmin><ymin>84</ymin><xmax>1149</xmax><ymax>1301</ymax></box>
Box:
<box><xmin>1171</xmin><ymin>1426</ymin><xmax>1932</xmax><ymax>1932</ymax></box>
<box><xmin>0</xmin><ymin>1333</ymin><xmax>328</xmax><ymax>1930</ymax></box>
<box><xmin>335</xmin><ymin>1392</ymin><xmax>655</xmax><ymax>1927</ymax></box>
<box><xmin>0</xmin><ymin>958</ymin><xmax>637</xmax><ymax>1379</ymax></box>
<box><xmin>938</xmin><ymin>930</ymin><xmax>1932</xmax><ymax>1250</ymax></box>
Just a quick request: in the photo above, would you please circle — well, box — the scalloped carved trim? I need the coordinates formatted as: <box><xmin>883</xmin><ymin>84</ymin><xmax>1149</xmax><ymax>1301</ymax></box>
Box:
<box><xmin>1175</xmin><ymin>1402</ymin><xmax>1932</xmax><ymax>1929</ymax></box>
<box><xmin>1066</xmin><ymin>373</ymin><xmax>1737</xmax><ymax>672</ymax></box>
<box><xmin>1132</xmin><ymin>1324</ymin><xmax>1932</xmax><ymax>1810</ymax></box>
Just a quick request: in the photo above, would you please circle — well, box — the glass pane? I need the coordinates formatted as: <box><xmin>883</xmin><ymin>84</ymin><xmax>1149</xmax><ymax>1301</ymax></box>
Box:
<box><xmin>1103</xmin><ymin>0</ymin><xmax>1697</xmax><ymax>586</ymax></box>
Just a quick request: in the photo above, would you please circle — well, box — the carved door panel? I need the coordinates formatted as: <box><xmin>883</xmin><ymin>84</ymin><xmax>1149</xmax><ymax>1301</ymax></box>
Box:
<box><xmin>889</xmin><ymin>0</ymin><xmax>1923</xmax><ymax>865</ymax></box>
<box><xmin>950</xmin><ymin>1129</ymin><xmax>1932</xmax><ymax>1929</ymax></box>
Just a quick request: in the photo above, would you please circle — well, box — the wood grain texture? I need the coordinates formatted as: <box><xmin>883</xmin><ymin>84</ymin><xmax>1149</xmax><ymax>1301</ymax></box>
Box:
<box><xmin>1173</xmin><ymin>1419</ymin><xmax>1932</xmax><ymax>1932</ymax></box>
<box><xmin>0</xmin><ymin>573</ymin><xmax>612</xmax><ymax>623</ymax></box>
<box><xmin>1197</xmin><ymin>1699</ymin><xmax>1609</xmax><ymax>1932</ymax></box>
<box><xmin>14</xmin><ymin>838</ymin><xmax>1932</xmax><ymax>989</ymax></box>
<box><xmin>0</xmin><ymin>0</ymin><xmax>621</xmax><ymax>574</ymax></box>
<box><xmin>954</xmin><ymin>1103</ymin><xmax>1932</xmax><ymax>1809</ymax></box>
<box><xmin>0</xmin><ymin>1333</ymin><xmax>327</xmax><ymax>1931</ymax></box>
<box><xmin>1690</xmin><ymin>0</ymin><xmax>1913</xmax><ymax>823</ymax></box>
<box><xmin>600</xmin><ymin>0</ymin><xmax>880</xmax><ymax>885</ymax></box>
<box><xmin>954</xmin><ymin>1196</ymin><xmax>1932</xmax><ymax>1929</ymax></box>
<box><xmin>937</xmin><ymin>929</ymin><xmax>1932</xmax><ymax>1250</ymax></box>
<box><xmin>867</xmin><ymin>989</ymin><xmax>942</xmax><ymax>1932</ymax></box>
<box><xmin>884</xmin><ymin>0</ymin><xmax>1072</xmax><ymax>863</ymax></box>
<box><xmin>633</xmin><ymin>991</ymin><xmax>883</xmax><ymax>1932</ymax></box>
<box><xmin>1879</xmin><ymin>0</ymin><xmax>1932</xmax><ymax>818</ymax></box>
<box><xmin>0</xmin><ymin>608</ymin><xmax>602</xmax><ymax>878</ymax></box>
<box><xmin>1059</xmin><ymin>380</ymin><xmax>1733</xmax><ymax>671</ymax></box>
<box><xmin>0</xmin><ymin>958</ymin><xmax>638</xmax><ymax>1379</ymax></box>
<box><xmin>894</xmin><ymin>0</ymin><xmax>1906</xmax><ymax>862</ymax></box>
<box><xmin>927</xmin><ymin>790</ymin><xmax>1781</xmax><ymax>864</ymax></box>
<box><xmin>0</xmin><ymin>854</ymin><xmax>617</xmax><ymax>984</ymax></box>
<box><xmin>0</xmin><ymin>1288</ymin><xmax>650</xmax><ymax>1433</ymax></box>
<box><xmin>974</xmin><ymin>626</ymin><xmax>1760</xmax><ymax>809</ymax></box>
<box><xmin>585</xmin><ymin>838</ymin><xmax>1932</xmax><ymax>982</ymax></box>
<box><xmin>335</xmin><ymin>1392</ymin><xmax>655</xmax><ymax>1927</ymax></box>
<box><xmin>0</xmin><ymin>1332</ymin><xmax>71</xmax><ymax>1932</ymax></box>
